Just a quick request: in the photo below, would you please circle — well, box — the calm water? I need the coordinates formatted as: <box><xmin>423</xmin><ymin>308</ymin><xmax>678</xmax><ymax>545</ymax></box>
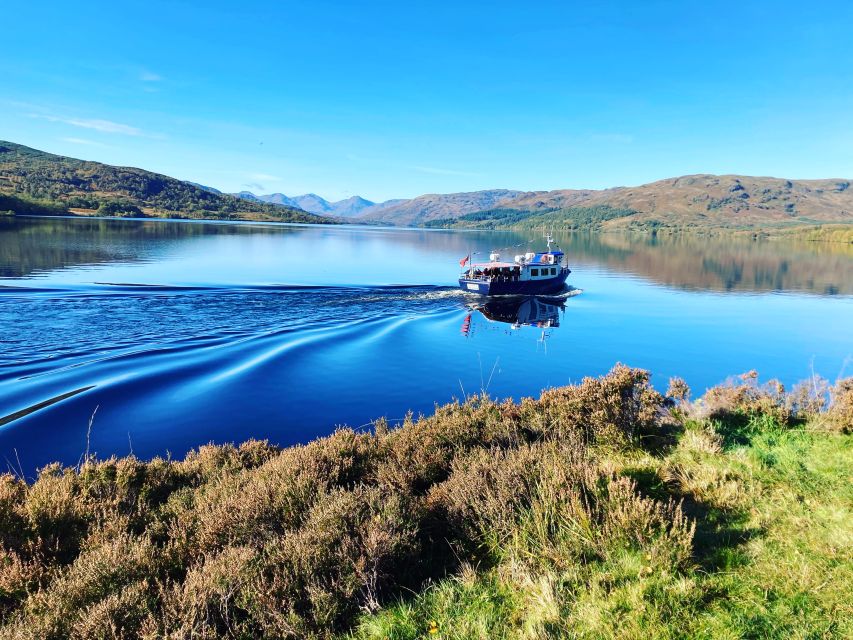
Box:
<box><xmin>2</xmin><ymin>216</ymin><xmax>852</xmax><ymax>476</ymax></box>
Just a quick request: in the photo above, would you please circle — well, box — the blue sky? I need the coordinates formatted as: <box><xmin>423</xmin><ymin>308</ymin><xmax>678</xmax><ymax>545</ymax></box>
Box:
<box><xmin>2</xmin><ymin>1</ymin><xmax>852</xmax><ymax>201</ymax></box>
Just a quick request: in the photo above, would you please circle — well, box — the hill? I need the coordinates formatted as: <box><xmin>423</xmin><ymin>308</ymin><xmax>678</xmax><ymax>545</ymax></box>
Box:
<box><xmin>356</xmin><ymin>189</ymin><xmax>525</xmax><ymax>226</ymax></box>
<box><xmin>377</xmin><ymin>176</ymin><xmax>853</xmax><ymax>233</ymax></box>
<box><xmin>0</xmin><ymin>142</ymin><xmax>334</xmax><ymax>224</ymax></box>
<box><xmin>0</xmin><ymin>366</ymin><xmax>849</xmax><ymax>637</ymax></box>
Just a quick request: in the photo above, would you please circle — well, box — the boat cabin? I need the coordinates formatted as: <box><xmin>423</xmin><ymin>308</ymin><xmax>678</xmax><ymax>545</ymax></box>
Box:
<box><xmin>465</xmin><ymin>251</ymin><xmax>565</xmax><ymax>283</ymax></box>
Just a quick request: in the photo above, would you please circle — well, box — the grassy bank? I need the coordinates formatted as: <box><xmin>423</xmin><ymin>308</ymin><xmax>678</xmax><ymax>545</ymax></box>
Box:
<box><xmin>0</xmin><ymin>367</ymin><xmax>850</xmax><ymax>638</ymax></box>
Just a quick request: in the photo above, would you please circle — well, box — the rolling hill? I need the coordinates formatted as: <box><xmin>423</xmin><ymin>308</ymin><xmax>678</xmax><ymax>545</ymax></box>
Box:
<box><xmin>355</xmin><ymin>189</ymin><xmax>526</xmax><ymax>226</ymax></box>
<box><xmin>399</xmin><ymin>175</ymin><xmax>853</xmax><ymax>232</ymax></box>
<box><xmin>0</xmin><ymin>142</ymin><xmax>334</xmax><ymax>224</ymax></box>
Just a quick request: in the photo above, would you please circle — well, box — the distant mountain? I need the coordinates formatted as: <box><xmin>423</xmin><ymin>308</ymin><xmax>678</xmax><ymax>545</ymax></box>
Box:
<box><xmin>288</xmin><ymin>194</ymin><xmax>333</xmax><ymax>214</ymax></box>
<box><xmin>355</xmin><ymin>189</ymin><xmax>526</xmax><ymax>226</ymax></box>
<box><xmin>363</xmin><ymin>198</ymin><xmax>407</xmax><ymax>212</ymax></box>
<box><xmin>233</xmin><ymin>190</ymin><xmax>264</xmax><ymax>203</ymax></box>
<box><xmin>234</xmin><ymin>192</ymin><xmax>379</xmax><ymax>218</ymax></box>
<box><xmin>257</xmin><ymin>193</ymin><xmax>300</xmax><ymax>208</ymax></box>
<box><xmin>0</xmin><ymin>141</ymin><xmax>335</xmax><ymax>224</ymax></box>
<box><xmin>332</xmin><ymin>195</ymin><xmax>375</xmax><ymax>217</ymax></box>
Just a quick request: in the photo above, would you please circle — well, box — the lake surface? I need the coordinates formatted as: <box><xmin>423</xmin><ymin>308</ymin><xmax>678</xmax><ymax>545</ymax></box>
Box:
<box><xmin>2</xmin><ymin>216</ymin><xmax>852</xmax><ymax>476</ymax></box>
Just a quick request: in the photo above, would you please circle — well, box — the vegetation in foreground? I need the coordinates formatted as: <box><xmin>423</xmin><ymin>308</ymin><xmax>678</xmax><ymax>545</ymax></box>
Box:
<box><xmin>0</xmin><ymin>367</ymin><xmax>851</xmax><ymax>638</ymax></box>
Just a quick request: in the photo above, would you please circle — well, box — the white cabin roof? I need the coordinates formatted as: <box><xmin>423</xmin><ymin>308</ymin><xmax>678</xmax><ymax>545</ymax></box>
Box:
<box><xmin>470</xmin><ymin>261</ymin><xmax>519</xmax><ymax>269</ymax></box>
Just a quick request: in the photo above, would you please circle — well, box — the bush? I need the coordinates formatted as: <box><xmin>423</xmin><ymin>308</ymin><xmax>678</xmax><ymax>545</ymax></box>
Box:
<box><xmin>537</xmin><ymin>364</ymin><xmax>669</xmax><ymax>446</ymax></box>
<box><xmin>701</xmin><ymin>370</ymin><xmax>790</xmax><ymax>426</ymax></box>
<box><xmin>786</xmin><ymin>376</ymin><xmax>830</xmax><ymax>419</ymax></box>
<box><xmin>829</xmin><ymin>378</ymin><xmax>853</xmax><ymax>433</ymax></box>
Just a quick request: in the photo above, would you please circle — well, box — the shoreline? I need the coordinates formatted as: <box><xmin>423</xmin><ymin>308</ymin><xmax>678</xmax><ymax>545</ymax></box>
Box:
<box><xmin>9</xmin><ymin>210</ymin><xmax>853</xmax><ymax>243</ymax></box>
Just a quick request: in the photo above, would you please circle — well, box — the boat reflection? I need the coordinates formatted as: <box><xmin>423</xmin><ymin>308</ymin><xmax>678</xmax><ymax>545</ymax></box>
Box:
<box><xmin>477</xmin><ymin>296</ymin><xmax>563</xmax><ymax>328</ymax></box>
<box><xmin>460</xmin><ymin>295</ymin><xmax>566</xmax><ymax>342</ymax></box>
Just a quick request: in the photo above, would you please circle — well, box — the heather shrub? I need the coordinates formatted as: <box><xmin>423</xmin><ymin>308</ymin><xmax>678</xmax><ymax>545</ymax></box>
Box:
<box><xmin>179</xmin><ymin>439</ymin><xmax>280</xmax><ymax>480</ymax></box>
<box><xmin>430</xmin><ymin>437</ymin><xmax>588</xmax><ymax>551</ymax></box>
<box><xmin>592</xmin><ymin>476</ymin><xmax>695</xmax><ymax>569</ymax></box>
<box><xmin>243</xmin><ymin>487</ymin><xmax>420</xmax><ymax>637</ymax></box>
<box><xmin>786</xmin><ymin>376</ymin><xmax>830</xmax><ymax>419</ymax></box>
<box><xmin>666</xmin><ymin>377</ymin><xmax>691</xmax><ymax>404</ymax></box>
<box><xmin>701</xmin><ymin>371</ymin><xmax>790</xmax><ymax>426</ymax></box>
<box><xmin>4</xmin><ymin>533</ymin><xmax>156</xmax><ymax>639</ymax></box>
<box><xmin>0</xmin><ymin>549</ymin><xmax>44</xmax><ymax>623</ymax></box>
<box><xmin>375</xmin><ymin>396</ymin><xmax>527</xmax><ymax>495</ymax></box>
<box><xmin>537</xmin><ymin>364</ymin><xmax>668</xmax><ymax>446</ymax></box>
<box><xmin>23</xmin><ymin>465</ymin><xmax>87</xmax><ymax>565</ymax></box>
<box><xmin>0</xmin><ymin>476</ymin><xmax>27</xmax><ymax>552</ymax></box>
<box><xmin>158</xmin><ymin>545</ymin><xmax>258</xmax><ymax>639</ymax></box>
<box><xmin>829</xmin><ymin>377</ymin><xmax>853</xmax><ymax>433</ymax></box>
<box><xmin>184</xmin><ymin>428</ymin><xmax>381</xmax><ymax>555</ymax></box>
<box><xmin>70</xmin><ymin>580</ymin><xmax>151</xmax><ymax>640</ymax></box>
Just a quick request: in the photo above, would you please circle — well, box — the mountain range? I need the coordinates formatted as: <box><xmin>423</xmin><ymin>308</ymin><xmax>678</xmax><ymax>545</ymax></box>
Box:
<box><xmin>2</xmin><ymin>141</ymin><xmax>851</xmax><ymax>234</ymax></box>
<box><xmin>232</xmin><ymin>189</ymin><xmax>525</xmax><ymax>224</ymax></box>
<box><xmin>235</xmin><ymin>176</ymin><xmax>853</xmax><ymax>233</ymax></box>
<box><xmin>233</xmin><ymin>192</ymin><xmax>384</xmax><ymax>218</ymax></box>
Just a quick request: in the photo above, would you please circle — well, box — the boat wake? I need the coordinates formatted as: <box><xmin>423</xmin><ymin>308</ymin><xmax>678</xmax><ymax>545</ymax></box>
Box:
<box><xmin>0</xmin><ymin>280</ymin><xmax>583</xmax><ymax>476</ymax></box>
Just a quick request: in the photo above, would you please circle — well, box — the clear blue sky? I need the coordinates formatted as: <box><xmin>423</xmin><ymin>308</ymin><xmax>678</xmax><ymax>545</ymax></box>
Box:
<box><xmin>3</xmin><ymin>1</ymin><xmax>852</xmax><ymax>202</ymax></box>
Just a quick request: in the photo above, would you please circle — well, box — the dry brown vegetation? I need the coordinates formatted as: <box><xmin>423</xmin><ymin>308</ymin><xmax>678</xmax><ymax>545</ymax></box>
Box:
<box><xmin>0</xmin><ymin>365</ymin><xmax>850</xmax><ymax>638</ymax></box>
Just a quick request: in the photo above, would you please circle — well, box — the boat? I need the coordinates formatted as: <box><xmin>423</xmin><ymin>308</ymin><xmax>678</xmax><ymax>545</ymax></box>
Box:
<box><xmin>458</xmin><ymin>234</ymin><xmax>570</xmax><ymax>296</ymax></box>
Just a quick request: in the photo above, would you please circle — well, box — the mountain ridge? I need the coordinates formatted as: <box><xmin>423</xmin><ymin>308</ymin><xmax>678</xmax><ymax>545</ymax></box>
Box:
<box><xmin>233</xmin><ymin>191</ymin><xmax>377</xmax><ymax>218</ymax></box>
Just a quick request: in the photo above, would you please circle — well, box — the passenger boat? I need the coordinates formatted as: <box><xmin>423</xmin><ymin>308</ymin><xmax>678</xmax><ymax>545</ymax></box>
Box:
<box><xmin>458</xmin><ymin>234</ymin><xmax>570</xmax><ymax>296</ymax></box>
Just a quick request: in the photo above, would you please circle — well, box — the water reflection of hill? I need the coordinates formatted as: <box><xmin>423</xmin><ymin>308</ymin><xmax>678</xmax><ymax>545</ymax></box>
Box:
<box><xmin>558</xmin><ymin>233</ymin><xmax>852</xmax><ymax>295</ymax></box>
<box><xmin>0</xmin><ymin>217</ymin><xmax>308</xmax><ymax>278</ymax></box>
<box><xmin>2</xmin><ymin>218</ymin><xmax>851</xmax><ymax>295</ymax></box>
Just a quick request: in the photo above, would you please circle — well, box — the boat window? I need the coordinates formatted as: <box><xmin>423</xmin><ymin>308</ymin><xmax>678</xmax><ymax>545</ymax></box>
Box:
<box><xmin>531</xmin><ymin>268</ymin><xmax>539</xmax><ymax>276</ymax></box>
<box><xmin>551</xmin><ymin>267</ymin><xmax>557</xmax><ymax>275</ymax></box>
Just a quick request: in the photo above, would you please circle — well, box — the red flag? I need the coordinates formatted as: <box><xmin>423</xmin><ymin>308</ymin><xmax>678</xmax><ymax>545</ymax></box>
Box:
<box><xmin>459</xmin><ymin>255</ymin><xmax>470</xmax><ymax>267</ymax></box>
